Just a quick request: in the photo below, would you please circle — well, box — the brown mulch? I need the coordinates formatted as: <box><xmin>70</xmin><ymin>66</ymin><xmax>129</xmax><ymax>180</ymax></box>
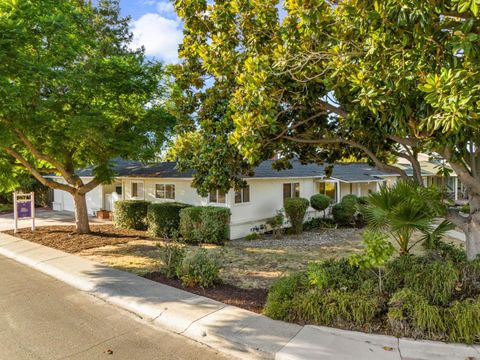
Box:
<box><xmin>4</xmin><ymin>225</ymin><xmax>153</xmax><ymax>253</ymax></box>
<box><xmin>143</xmin><ymin>271</ymin><xmax>268</xmax><ymax>313</ymax></box>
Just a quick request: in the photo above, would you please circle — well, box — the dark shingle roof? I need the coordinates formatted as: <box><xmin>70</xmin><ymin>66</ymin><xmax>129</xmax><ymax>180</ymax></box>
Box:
<box><xmin>76</xmin><ymin>159</ymin><xmax>390</xmax><ymax>182</ymax></box>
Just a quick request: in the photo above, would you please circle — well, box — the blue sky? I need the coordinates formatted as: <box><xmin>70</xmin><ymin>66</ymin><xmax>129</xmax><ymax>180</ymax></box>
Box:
<box><xmin>119</xmin><ymin>1</ymin><xmax>287</xmax><ymax>64</ymax></box>
<box><xmin>120</xmin><ymin>0</ymin><xmax>183</xmax><ymax>64</ymax></box>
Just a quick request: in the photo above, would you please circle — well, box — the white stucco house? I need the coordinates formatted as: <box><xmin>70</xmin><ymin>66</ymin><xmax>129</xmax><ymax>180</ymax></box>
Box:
<box><xmin>50</xmin><ymin>159</ymin><xmax>463</xmax><ymax>239</ymax></box>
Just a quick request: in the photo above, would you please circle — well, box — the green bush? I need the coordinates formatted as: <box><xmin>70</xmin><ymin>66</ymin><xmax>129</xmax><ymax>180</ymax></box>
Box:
<box><xmin>284</xmin><ymin>197</ymin><xmax>309</xmax><ymax>234</ymax></box>
<box><xmin>307</xmin><ymin>258</ymin><xmax>367</xmax><ymax>291</ymax></box>
<box><xmin>332</xmin><ymin>202</ymin><xmax>356</xmax><ymax>226</ymax></box>
<box><xmin>176</xmin><ymin>249</ymin><xmax>221</xmax><ymax>288</ymax></box>
<box><xmin>245</xmin><ymin>232</ymin><xmax>260</xmax><ymax>241</ymax></box>
<box><xmin>157</xmin><ymin>241</ymin><xmax>186</xmax><ymax>278</ymax></box>
<box><xmin>266</xmin><ymin>211</ymin><xmax>284</xmax><ymax>238</ymax></box>
<box><xmin>310</xmin><ymin>194</ymin><xmax>330</xmax><ymax>213</ymax></box>
<box><xmin>264</xmin><ymin>272</ymin><xmax>308</xmax><ymax>320</ymax></box>
<box><xmin>147</xmin><ymin>202</ymin><xmax>191</xmax><ymax>238</ymax></box>
<box><xmin>114</xmin><ymin>200</ymin><xmax>150</xmax><ymax>230</ymax></box>
<box><xmin>447</xmin><ymin>298</ymin><xmax>480</xmax><ymax>343</ymax></box>
<box><xmin>179</xmin><ymin>206</ymin><xmax>231</xmax><ymax>244</ymax></box>
<box><xmin>290</xmin><ymin>288</ymin><xmax>382</xmax><ymax>326</ymax></box>
<box><xmin>406</xmin><ymin>260</ymin><xmax>458</xmax><ymax>306</ymax></box>
<box><xmin>341</xmin><ymin>194</ymin><xmax>359</xmax><ymax>208</ymax></box>
<box><xmin>303</xmin><ymin>217</ymin><xmax>336</xmax><ymax>231</ymax></box>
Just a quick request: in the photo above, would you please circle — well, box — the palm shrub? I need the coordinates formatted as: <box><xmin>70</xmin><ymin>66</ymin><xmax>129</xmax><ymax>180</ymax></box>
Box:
<box><xmin>284</xmin><ymin>197</ymin><xmax>309</xmax><ymax>234</ymax></box>
<box><xmin>310</xmin><ymin>194</ymin><xmax>330</xmax><ymax>217</ymax></box>
<box><xmin>362</xmin><ymin>182</ymin><xmax>448</xmax><ymax>255</ymax></box>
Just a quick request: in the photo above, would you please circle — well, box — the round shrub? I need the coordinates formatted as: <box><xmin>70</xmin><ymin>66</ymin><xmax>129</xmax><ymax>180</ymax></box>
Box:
<box><xmin>179</xmin><ymin>206</ymin><xmax>231</xmax><ymax>244</ymax></box>
<box><xmin>176</xmin><ymin>249</ymin><xmax>221</xmax><ymax>288</ymax></box>
<box><xmin>332</xmin><ymin>202</ymin><xmax>355</xmax><ymax>226</ymax></box>
<box><xmin>284</xmin><ymin>197</ymin><xmax>309</xmax><ymax>234</ymax></box>
<box><xmin>341</xmin><ymin>194</ymin><xmax>359</xmax><ymax>208</ymax></box>
<box><xmin>147</xmin><ymin>202</ymin><xmax>191</xmax><ymax>238</ymax></box>
<box><xmin>310</xmin><ymin>194</ymin><xmax>330</xmax><ymax>213</ymax></box>
<box><xmin>113</xmin><ymin>200</ymin><xmax>150</xmax><ymax>230</ymax></box>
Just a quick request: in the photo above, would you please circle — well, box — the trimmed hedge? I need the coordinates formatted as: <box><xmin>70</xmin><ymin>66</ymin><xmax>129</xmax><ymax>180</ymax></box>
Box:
<box><xmin>284</xmin><ymin>197</ymin><xmax>310</xmax><ymax>234</ymax></box>
<box><xmin>179</xmin><ymin>206</ymin><xmax>231</xmax><ymax>244</ymax></box>
<box><xmin>147</xmin><ymin>202</ymin><xmax>191</xmax><ymax>238</ymax></box>
<box><xmin>114</xmin><ymin>200</ymin><xmax>150</xmax><ymax>230</ymax></box>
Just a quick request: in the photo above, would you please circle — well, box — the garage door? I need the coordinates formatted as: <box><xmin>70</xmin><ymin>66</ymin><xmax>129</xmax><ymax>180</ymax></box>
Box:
<box><xmin>62</xmin><ymin>191</ymin><xmax>75</xmax><ymax>212</ymax></box>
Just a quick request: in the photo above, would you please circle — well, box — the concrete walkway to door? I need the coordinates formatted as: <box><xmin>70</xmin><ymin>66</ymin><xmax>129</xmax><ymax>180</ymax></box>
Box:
<box><xmin>0</xmin><ymin>209</ymin><xmax>111</xmax><ymax>232</ymax></box>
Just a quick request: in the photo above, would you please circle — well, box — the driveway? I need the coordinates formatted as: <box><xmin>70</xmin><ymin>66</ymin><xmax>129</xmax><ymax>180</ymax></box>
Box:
<box><xmin>0</xmin><ymin>209</ymin><xmax>110</xmax><ymax>232</ymax></box>
<box><xmin>0</xmin><ymin>255</ymin><xmax>228</xmax><ymax>360</ymax></box>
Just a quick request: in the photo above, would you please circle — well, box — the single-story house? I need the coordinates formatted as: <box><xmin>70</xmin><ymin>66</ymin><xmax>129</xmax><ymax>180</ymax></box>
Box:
<box><xmin>50</xmin><ymin>158</ymin><xmax>463</xmax><ymax>239</ymax></box>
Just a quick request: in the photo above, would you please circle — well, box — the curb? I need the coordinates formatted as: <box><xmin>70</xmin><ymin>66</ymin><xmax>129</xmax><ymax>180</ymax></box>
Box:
<box><xmin>0</xmin><ymin>233</ymin><xmax>478</xmax><ymax>360</ymax></box>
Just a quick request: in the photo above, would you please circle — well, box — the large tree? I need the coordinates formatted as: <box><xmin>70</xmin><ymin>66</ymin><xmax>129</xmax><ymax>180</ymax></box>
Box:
<box><xmin>172</xmin><ymin>0</ymin><xmax>480</xmax><ymax>260</ymax></box>
<box><xmin>0</xmin><ymin>0</ymin><xmax>174</xmax><ymax>233</ymax></box>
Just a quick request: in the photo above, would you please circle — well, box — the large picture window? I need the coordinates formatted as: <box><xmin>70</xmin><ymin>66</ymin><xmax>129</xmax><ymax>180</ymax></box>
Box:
<box><xmin>283</xmin><ymin>183</ymin><xmax>300</xmax><ymax>201</ymax></box>
<box><xmin>155</xmin><ymin>184</ymin><xmax>175</xmax><ymax>199</ymax></box>
<box><xmin>209</xmin><ymin>189</ymin><xmax>226</xmax><ymax>204</ymax></box>
<box><xmin>318</xmin><ymin>181</ymin><xmax>337</xmax><ymax>202</ymax></box>
<box><xmin>234</xmin><ymin>186</ymin><xmax>250</xmax><ymax>204</ymax></box>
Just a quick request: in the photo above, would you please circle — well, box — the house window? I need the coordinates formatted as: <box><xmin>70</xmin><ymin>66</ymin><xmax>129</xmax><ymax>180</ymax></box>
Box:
<box><xmin>318</xmin><ymin>181</ymin><xmax>337</xmax><ymax>201</ymax></box>
<box><xmin>155</xmin><ymin>184</ymin><xmax>175</xmax><ymax>199</ymax></box>
<box><xmin>131</xmin><ymin>182</ymin><xmax>143</xmax><ymax>198</ymax></box>
<box><xmin>283</xmin><ymin>183</ymin><xmax>300</xmax><ymax>200</ymax></box>
<box><xmin>209</xmin><ymin>189</ymin><xmax>226</xmax><ymax>204</ymax></box>
<box><xmin>234</xmin><ymin>186</ymin><xmax>250</xmax><ymax>204</ymax></box>
<box><xmin>115</xmin><ymin>185</ymin><xmax>122</xmax><ymax>195</ymax></box>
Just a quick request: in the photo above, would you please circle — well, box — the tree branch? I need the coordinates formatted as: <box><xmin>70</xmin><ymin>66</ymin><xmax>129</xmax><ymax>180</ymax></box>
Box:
<box><xmin>282</xmin><ymin>136</ymin><xmax>410</xmax><ymax>179</ymax></box>
<box><xmin>14</xmin><ymin>129</ymin><xmax>83</xmax><ymax>187</ymax></box>
<box><xmin>441</xmin><ymin>147</ymin><xmax>480</xmax><ymax>195</ymax></box>
<box><xmin>5</xmin><ymin>148</ymin><xmax>74</xmax><ymax>193</ymax></box>
<box><xmin>317</xmin><ymin>99</ymin><xmax>348</xmax><ymax>118</ymax></box>
<box><xmin>78</xmin><ymin>178</ymin><xmax>100</xmax><ymax>195</ymax></box>
<box><xmin>446</xmin><ymin>208</ymin><xmax>468</xmax><ymax>229</ymax></box>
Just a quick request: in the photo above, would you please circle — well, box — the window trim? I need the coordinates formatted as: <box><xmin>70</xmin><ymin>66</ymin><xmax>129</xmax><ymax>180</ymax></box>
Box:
<box><xmin>209</xmin><ymin>189</ymin><xmax>226</xmax><ymax>204</ymax></box>
<box><xmin>234</xmin><ymin>185</ymin><xmax>250</xmax><ymax>204</ymax></box>
<box><xmin>283</xmin><ymin>182</ymin><xmax>300</xmax><ymax>200</ymax></box>
<box><xmin>131</xmin><ymin>181</ymin><xmax>144</xmax><ymax>199</ymax></box>
<box><xmin>155</xmin><ymin>183</ymin><xmax>175</xmax><ymax>200</ymax></box>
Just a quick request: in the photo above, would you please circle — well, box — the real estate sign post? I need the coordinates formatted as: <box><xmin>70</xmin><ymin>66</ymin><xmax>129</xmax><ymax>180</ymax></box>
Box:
<box><xmin>13</xmin><ymin>192</ymin><xmax>35</xmax><ymax>233</ymax></box>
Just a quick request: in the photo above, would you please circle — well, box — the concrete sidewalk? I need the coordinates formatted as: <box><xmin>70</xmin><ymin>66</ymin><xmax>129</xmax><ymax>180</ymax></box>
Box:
<box><xmin>0</xmin><ymin>209</ymin><xmax>110</xmax><ymax>232</ymax></box>
<box><xmin>0</xmin><ymin>232</ymin><xmax>478</xmax><ymax>360</ymax></box>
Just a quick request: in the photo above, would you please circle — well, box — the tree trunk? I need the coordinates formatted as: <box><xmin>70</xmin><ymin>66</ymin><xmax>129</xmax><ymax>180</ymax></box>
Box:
<box><xmin>73</xmin><ymin>192</ymin><xmax>91</xmax><ymax>234</ymax></box>
<box><xmin>465</xmin><ymin>195</ymin><xmax>480</xmax><ymax>261</ymax></box>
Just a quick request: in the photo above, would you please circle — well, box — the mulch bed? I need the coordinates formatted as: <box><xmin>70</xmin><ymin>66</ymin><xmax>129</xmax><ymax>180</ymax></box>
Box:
<box><xmin>143</xmin><ymin>271</ymin><xmax>268</xmax><ymax>313</ymax></box>
<box><xmin>4</xmin><ymin>225</ymin><xmax>154</xmax><ymax>253</ymax></box>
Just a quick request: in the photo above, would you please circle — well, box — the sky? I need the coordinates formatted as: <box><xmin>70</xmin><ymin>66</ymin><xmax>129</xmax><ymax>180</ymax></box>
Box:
<box><xmin>119</xmin><ymin>0</ymin><xmax>287</xmax><ymax>65</ymax></box>
<box><xmin>120</xmin><ymin>0</ymin><xmax>183</xmax><ymax>64</ymax></box>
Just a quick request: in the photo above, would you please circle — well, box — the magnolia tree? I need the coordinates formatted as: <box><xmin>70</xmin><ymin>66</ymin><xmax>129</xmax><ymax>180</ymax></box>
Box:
<box><xmin>0</xmin><ymin>0</ymin><xmax>174</xmax><ymax>233</ymax></box>
<box><xmin>172</xmin><ymin>0</ymin><xmax>480</xmax><ymax>260</ymax></box>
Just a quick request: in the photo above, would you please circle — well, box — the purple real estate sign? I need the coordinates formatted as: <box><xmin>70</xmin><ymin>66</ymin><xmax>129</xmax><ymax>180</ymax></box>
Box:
<box><xmin>17</xmin><ymin>202</ymin><xmax>32</xmax><ymax>218</ymax></box>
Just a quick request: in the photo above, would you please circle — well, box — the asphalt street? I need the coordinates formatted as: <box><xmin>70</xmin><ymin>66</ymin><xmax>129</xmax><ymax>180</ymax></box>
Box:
<box><xmin>0</xmin><ymin>255</ymin><xmax>229</xmax><ymax>360</ymax></box>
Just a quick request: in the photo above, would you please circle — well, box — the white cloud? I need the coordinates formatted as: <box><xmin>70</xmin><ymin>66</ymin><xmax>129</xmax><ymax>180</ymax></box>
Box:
<box><xmin>156</xmin><ymin>1</ymin><xmax>175</xmax><ymax>17</ymax></box>
<box><xmin>130</xmin><ymin>13</ymin><xmax>183</xmax><ymax>64</ymax></box>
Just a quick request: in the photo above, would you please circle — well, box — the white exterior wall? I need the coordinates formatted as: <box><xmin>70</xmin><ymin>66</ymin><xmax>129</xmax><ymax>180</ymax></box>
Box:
<box><xmin>121</xmin><ymin>177</ymin><xmax>321</xmax><ymax>240</ymax></box>
<box><xmin>122</xmin><ymin>178</ymin><xmax>205</xmax><ymax>205</ymax></box>
<box><xmin>51</xmin><ymin>177</ymin><xmax>103</xmax><ymax>215</ymax></box>
<box><xmin>229</xmin><ymin>178</ymin><xmax>319</xmax><ymax>239</ymax></box>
